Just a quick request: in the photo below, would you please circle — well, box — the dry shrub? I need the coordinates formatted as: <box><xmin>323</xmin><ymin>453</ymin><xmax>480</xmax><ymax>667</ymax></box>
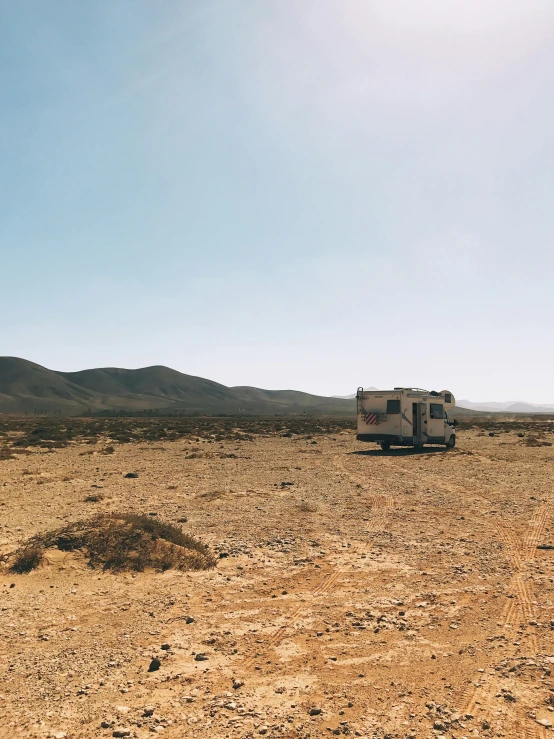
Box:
<box><xmin>10</xmin><ymin>546</ymin><xmax>44</xmax><ymax>574</ymax></box>
<box><xmin>197</xmin><ymin>490</ymin><xmax>223</xmax><ymax>502</ymax></box>
<box><xmin>6</xmin><ymin>513</ymin><xmax>214</xmax><ymax>573</ymax></box>
<box><xmin>297</xmin><ymin>500</ymin><xmax>318</xmax><ymax>513</ymax></box>
<box><xmin>525</xmin><ymin>436</ymin><xmax>553</xmax><ymax>447</ymax></box>
<box><xmin>84</xmin><ymin>493</ymin><xmax>105</xmax><ymax>502</ymax></box>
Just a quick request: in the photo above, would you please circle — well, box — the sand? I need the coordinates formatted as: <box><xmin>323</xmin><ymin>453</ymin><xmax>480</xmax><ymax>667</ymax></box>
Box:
<box><xmin>1</xmin><ymin>421</ymin><xmax>554</xmax><ymax>738</ymax></box>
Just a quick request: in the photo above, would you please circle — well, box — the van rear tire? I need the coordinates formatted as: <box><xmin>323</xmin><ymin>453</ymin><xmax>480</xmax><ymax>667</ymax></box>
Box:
<box><xmin>380</xmin><ymin>441</ymin><xmax>391</xmax><ymax>451</ymax></box>
<box><xmin>446</xmin><ymin>435</ymin><xmax>456</xmax><ymax>449</ymax></box>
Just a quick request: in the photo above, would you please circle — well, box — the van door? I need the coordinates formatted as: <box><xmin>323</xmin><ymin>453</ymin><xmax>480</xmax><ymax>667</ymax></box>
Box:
<box><xmin>413</xmin><ymin>402</ymin><xmax>428</xmax><ymax>446</ymax></box>
<box><xmin>428</xmin><ymin>402</ymin><xmax>446</xmax><ymax>442</ymax></box>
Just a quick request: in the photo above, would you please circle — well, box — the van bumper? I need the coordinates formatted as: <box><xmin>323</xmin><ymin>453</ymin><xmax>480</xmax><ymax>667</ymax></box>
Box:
<box><xmin>356</xmin><ymin>433</ymin><xmax>407</xmax><ymax>443</ymax></box>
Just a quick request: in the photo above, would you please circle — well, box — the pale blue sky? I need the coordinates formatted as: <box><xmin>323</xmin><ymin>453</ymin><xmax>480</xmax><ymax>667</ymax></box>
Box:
<box><xmin>1</xmin><ymin>1</ymin><xmax>553</xmax><ymax>401</ymax></box>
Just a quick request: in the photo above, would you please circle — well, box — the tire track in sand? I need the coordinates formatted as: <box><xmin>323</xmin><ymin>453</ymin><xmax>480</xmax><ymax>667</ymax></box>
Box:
<box><xmin>460</xmin><ymin>503</ymin><xmax>551</xmax><ymax>737</ymax></box>
<box><xmin>241</xmin><ymin>455</ymin><xmax>396</xmax><ymax>669</ymax></box>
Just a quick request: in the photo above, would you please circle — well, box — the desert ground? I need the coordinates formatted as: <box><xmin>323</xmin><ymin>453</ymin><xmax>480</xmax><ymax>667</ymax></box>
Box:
<box><xmin>1</xmin><ymin>417</ymin><xmax>554</xmax><ymax>739</ymax></box>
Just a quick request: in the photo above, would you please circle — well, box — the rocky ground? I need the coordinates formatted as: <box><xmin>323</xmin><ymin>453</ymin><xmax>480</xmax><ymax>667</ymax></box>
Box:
<box><xmin>1</xmin><ymin>418</ymin><xmax>554</xmax><ymax>739</ymax></box>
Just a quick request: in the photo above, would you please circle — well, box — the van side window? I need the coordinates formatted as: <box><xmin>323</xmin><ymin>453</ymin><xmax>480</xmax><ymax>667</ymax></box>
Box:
<box><xmin>430</xmin><ymin>403</ymin><xmax>445</xmax><ymax>419</ymax></box>
<box><xmin>387</xmin><ymin>400</ymin><xmax>400</xmax><ymax>414</ymax></box>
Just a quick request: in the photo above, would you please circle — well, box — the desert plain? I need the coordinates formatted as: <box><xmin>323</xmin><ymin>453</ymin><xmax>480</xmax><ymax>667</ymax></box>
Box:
<box><xmin>1</xmin><ymin>416</ymin><xmax>554</xmax><ymax>739</ymax></box>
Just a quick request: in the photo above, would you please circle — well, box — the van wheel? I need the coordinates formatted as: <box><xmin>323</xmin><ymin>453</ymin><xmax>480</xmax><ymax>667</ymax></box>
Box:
<box><xmin>446</xmin><ymin>435</ymin><xmax>456</xmax><ymax>449</ymax></box>
<box><xmin>380</xmin><ymin>441</ymin><xmax>391</xmax><ymax>451</ymax></box>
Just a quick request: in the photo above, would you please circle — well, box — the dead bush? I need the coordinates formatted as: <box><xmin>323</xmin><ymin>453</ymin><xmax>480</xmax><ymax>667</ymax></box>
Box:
<box><xmin>84</xmin><ymin>493</ymin><xmax>105</xmax><ymax>503</ymax></box>
<box><xmin>525</xmin><ymin>436</ymin><xmax>553</xmax><ymax>447</ymax></box>
<box><xmin>10</xmin><ymin>546</ymin><xmax>44</xmax><ymax>574</ymax></box>
<box><xmin>5</xmin><ymin>513</ymin><xmax>214</xmax><ymax>573</ymax></box>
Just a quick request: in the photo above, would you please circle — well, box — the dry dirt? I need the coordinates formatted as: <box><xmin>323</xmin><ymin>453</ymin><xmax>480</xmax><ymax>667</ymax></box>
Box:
<box><xmin>1</xmin><ymin>420</ymin><xmax>554</xmax><ymax>739</ymax></box>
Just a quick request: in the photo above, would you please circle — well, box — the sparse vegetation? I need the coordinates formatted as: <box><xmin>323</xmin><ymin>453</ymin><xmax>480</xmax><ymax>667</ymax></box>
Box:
<box><xmin>4</xmin><ymin>513</ymin><xmax>214</xmax><ymax>573</ymax></box>
<box><xmin>0</xmin><ymin>417</ymin><xmax>357</xmax><ymax>457</ymax></box>
<box><xmin>9</xmin><ymin>546</ymin><xmax>44</xmax><ymax>574</ymax></box>
<box><xmin>84</xmin><ymin>493</ymin><xmax>105</xmax><ymax>502</ymax></box>
<box><xmin>297</xmin><ymin>500</ymin><xmax>318</xmax><ymax>513</ymax></box>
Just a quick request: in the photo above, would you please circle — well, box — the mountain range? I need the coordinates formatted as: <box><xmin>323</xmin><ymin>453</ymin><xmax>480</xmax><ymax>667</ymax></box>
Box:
<box><xmin>0</xmin><ymin>357</ymin><xmax>355</xmax><ymax>416</ymax></box>
<box><xmin>1</xmin><ymin>358</ymin><xmax>552</xmax><ymax>417</ymax></box>
<box><xmin>457</xmin><ymin>399</ymin><xmax>554</xmax><ymax>413</ymax></box>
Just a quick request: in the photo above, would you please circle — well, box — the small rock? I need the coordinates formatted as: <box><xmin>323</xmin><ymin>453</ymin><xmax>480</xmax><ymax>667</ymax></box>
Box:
<box><xmin>148</xmin><ymin>658</ymin><xmax>161</xmax><ymax>672</ymax></box>
<box><xmin>259</xmin><ymin>727</ymin><xmax>268</xmax><ymax>735</ymax></box>
<box><xmin>195</xmin><ymin>653</ymin><xmax>208</xmax><ymax>661</ymax></box>
<box><xmin>124</xmin><ymin>472</ymin><xmax>138</xmax><ymax>479</ymax></box>
<box><xmin>112</xmin><ymin>730</ymin><xmax>131</xmax><ymax>738</ymax></box>
<box><xmin>54</xmin><ymin>733</ymin><xmax>67</xmax><ymax>739</ymax></box>
<box><xmin>232</xmin><ymin>679</ymin><xmax>244</xmax><ymax>690</ymax></box>
<box><xmin>161</xmin><ymin>643</ymin><xmax>171</xmax><ymax>650</ymax></box>
<box><xmin>185</xmin><ymin>616</ymin><xmax>195</xmax><ymax>624</ymax></box>
<box><xmin>101</xmin><ymin>721</ymin><xmax>113</xmax><ymax>729</ymax></box>
<box><xmin>309</xmin><ymin>707</ymin><xmax>322</xmax><ymax>716</ymax></box>
<box><xmin>219</xmin><ymin>552</ymin><xmax>229</xmax><ymax>558</ymax></box>
<box><xmin>537</xmin><ymin>719</ymin><xmax>552</xmax><ymax>728</ymax></box>
<box><xmin>142</xmin><ymin>706</ymin><xmax>155</xmax><ymax>717</ymax></box>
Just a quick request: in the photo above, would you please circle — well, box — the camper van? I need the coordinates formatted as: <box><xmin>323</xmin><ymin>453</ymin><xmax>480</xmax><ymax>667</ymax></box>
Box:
<box><xmin>356</xmin><ymin>388</ymin><xmax>457</xmax><ymax>450</ymax></box>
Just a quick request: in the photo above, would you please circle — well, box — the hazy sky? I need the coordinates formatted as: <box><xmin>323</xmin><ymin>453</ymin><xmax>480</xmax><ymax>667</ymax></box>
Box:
<box><xmin>1</xmin><ymin>1</ymin><xmax>553</xmax><ymax>401</ymax></box>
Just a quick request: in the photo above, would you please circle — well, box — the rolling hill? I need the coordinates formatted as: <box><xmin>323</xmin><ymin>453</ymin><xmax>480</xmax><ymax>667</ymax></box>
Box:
<box><xmin>0</xmin><ymin>357</ymin><xmax>355</xmax><ymax>416</ymax></box>
<box><xmin>457</xmin><ymin>399</ymin><xmax>554</xmax><ymax>413</ymax></box>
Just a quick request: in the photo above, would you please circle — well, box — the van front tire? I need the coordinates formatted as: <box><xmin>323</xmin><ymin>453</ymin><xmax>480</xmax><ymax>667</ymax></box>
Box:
<box><xmin>380</xmin><ymin>441</ymin><xmax>391</xmax><ymax>451</ymax></box>
<box><xmin>446</xmin><ymin>435</ymin><xmax>456</xmax><ymax>449</ymax></box>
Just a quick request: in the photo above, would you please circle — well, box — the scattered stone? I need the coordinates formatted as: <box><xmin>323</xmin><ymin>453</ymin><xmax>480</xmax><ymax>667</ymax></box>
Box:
<box><xmin>195</xmin><ymin>653</ymin><xmax>208</xmax><ymax>661</ymax></box>
<box><xmin>309</xmin><ymin>707</ymin><xmax>322</xmax><ymax>716</ymax></box>
<box><xmin>161</xmin><ymin>643</ymin><xmax>171</xmax><ymax>650</ymax></box>
<box><xmin>124</xmin><ymin>472</ymin><xmax>138</xmax><ymax>479</ymax></box>
<box><xmin>142</xmin><ymin>706</ymin><xmax>155</xmax><ymax>717</ymax></box>
<box><xmin>185</xmin><ymin>616</ymin><xmax>195</xmax><ymax>624</ymax></box>
<box><xmin>148</xmin><ymin>658</ymin><xmax>161</xmax><ymax>672</ymax></box>
<box><xmin>112</xmin><ymin>730</ymin><xmax>131</xmax><ymax>738</ymax></box>
<box><xmin>232</xmin><ymin>679</ymin><xmax>244</xmax><ymax>690</ymax></box>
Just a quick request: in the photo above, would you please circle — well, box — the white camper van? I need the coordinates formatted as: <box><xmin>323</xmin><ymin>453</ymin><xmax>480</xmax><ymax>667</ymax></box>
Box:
<box><xmin>356</xmin><ymin>388</ymin><xmax>457</xmax><ymax>450</ymax></box>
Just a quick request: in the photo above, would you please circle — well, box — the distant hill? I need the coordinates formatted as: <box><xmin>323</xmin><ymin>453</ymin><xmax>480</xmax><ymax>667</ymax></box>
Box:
<box><xmin>458</xmin><ymin>399</ymin><xmax>554</xmax><ymax>413</ymax></box>
<box><xmin>2</xmin><ymin>358</ymin><xmax>549</xmax><ymax>417</ymax></box>
<box><xmin>0</xmin><ymin>357</ymin><xmax>355</xmax><ymax>416</ymax></box>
